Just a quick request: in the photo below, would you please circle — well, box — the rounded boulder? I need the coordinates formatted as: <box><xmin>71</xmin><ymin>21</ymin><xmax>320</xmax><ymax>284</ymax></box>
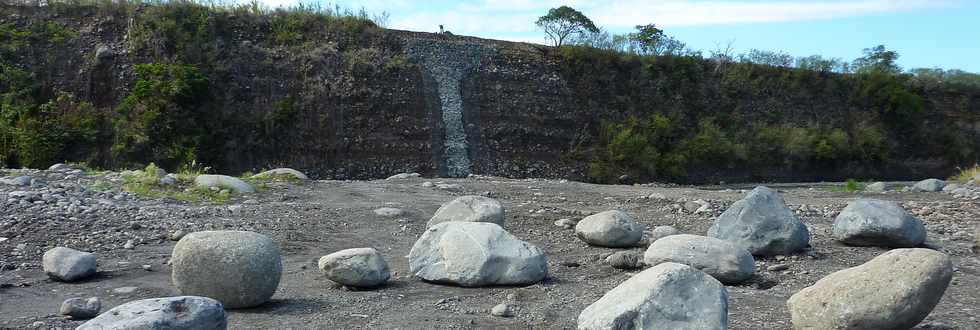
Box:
<box><xmin>193</xmin><ymin>175</ymin><xmax>255</xmax><ymax>194</ymax></box>
<box><xmin>575</xmin><ymin>210</ymin><xmax>644</xmax><ymax>248</ymax></box>
<box><xmin>832</xmin><ymin>199</ymin><xmax>926</xmax><ymax>248</ymax></box>
<box><xmin>708</xmin><ymin>186</ymin><xmax>810</xmax><ymax>256</ymax></box>
<box><xmin>171</xmin><ymin>231</ymin><xmax>282</xmax><ymax>308</ymax></box>
<box><xmin>787</xmin><ymin>248</ymin><xmax>953</xmax><ymax>330</ymax></box>
<box><xmin>77</xmin><ymin>296</ymin><xmax>226</xmax><ymax>330</ymax></box>
<box><xmin>43</xmin><ymin>247</ymin><xmax>97</xmax><ymax>282</ymax></box>
<box><xmin>643</xmin><ymin>234</ymin><xmax>755</xmax><ymax>284</ymax></box>
<box><xmin>426</xmin><ymin>195</ymin><xmax>505</xmax><ymax>228</ymax></box>
<box><xmin>318</xmin><ymin>248</ymin><xmax>391</xmax><ymax>288</ymax></box>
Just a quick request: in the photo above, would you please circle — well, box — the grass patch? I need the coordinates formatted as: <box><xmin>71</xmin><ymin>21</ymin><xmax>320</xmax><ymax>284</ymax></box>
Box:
<box><xmin>831</xmin><ymin>178</ymin><xmax>866</xmax><ymax>193</ymax></box>
<box><xmin>950</xmin><ymin>164</ymin><xmax>980</xmax><ymax>183</ymax></box>
<box><xmin>120</xmin><ymin>163</ymin><xmax>229</xmax><ymax>204</ymax></box>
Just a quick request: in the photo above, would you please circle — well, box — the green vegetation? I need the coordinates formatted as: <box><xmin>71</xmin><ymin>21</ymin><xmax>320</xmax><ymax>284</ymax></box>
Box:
<box><xmin>121</xmin><ymin>163</ymin><xmax>230</xmax><ymax>204</ymax></box>
<box><xmin>535</xmin><ymin>6</ymin><xmax>599</xmax><ymax>47</ymax></box>
<box><xmin>949</xmin><ymin>165</ymin><xmax>980</xmax><ymax>183</ymax></box>
<box><xmin>834</xmin><ymin>179</ymin><xmax>867</xmax><ymax>193</ymax></box>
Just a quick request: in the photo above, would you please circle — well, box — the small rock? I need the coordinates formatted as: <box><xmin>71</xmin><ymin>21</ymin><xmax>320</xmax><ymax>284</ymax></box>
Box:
<box><xmin>42</xmin><ymin>247</ymin><xmax>97</xmax><ymax>282</ymax></box>
<box><xmin>426</xmin><ymin>195</ymin><xmax>505</xmax><ymax>228</ymax></box>
<box><xmin>251</xmin><ymin>168</ymin><xmax>309</xmax><ymax>181</ymax></box>
<box><xmin>865</xmin><ymin>182</ymin><xmax>887</xmax><ymax>193</ymax></box>
<box><xmin>141</xmin><ymin>264</ymin><xmax>152</xmax><ymax>271</ymax></box>
<box><xmin>648</xmin><ymin>225</ymin><xmax>680</xmax><ymax>242</ymax></box>
<box><xmin>421</xmin><ymin>181</ymin><xmax>434</xmax><ymax>188</ymax></box>
<box><xmin>373</xmin><ymin>207</ymin><xmax>405</xmax><ymax>217</ymax></box>
<box><xmin>113</xmin><ymin>286</ymin><xmax>138</xmax><ymax>294</ymax></box>
<box><xmin>605</xmin><ymin>251</ymin><xmax>642</xmax><ymax>270</ymax></box>
<box><xmin>193</xmin><ymin>175</ymin><xmax>255</xmax><ymax>194</ymax></box>
<box><xmin>169</xmin><ymin>230</ymin><xmax>187</xmax><ymax>241</ymax></box>
<box><xmin>123</xmin><ymin>240</ymin><xmax>135</xmax><ymax>249</ymax></box>
<box><xmin>60</xmin><ymin>297</ymin><xmax>101</xmax><ymax>319</ymax></box>
<box><xmin>491</xmin><ymin>303</ymin><xmax>513</xmax><ymax>317</ymax></box>
<box><xmin>387</xmin><ymin>172</ymin><xmax>421</xmax><ymax>180</ymax></box>
<box><xmin>554</xmin><ymin>218</ymin><xmax>577</xmax><ymax>229</ymax></box>
<box><xmin>912</xmin><ymin>179</ymin><xmax>945</xmax><ymax>192</ymax></box>
<box><xmin>767</xmin><ymin>264</ymin><xmax>789</xmax><ymax>272</ymax></box>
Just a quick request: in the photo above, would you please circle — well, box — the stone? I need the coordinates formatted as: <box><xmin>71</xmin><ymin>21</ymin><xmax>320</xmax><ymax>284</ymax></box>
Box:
<box><xmin>865</xmin><ymin>182</ymin><xmax>887</xmax><ymax>193</ymax></box>
<box><xmin>491</xmin><ymin>303</ymin><xmax>514</xmax><ymax>317</ymax></box>
<box><xmin>767</xmin><ymin>264</ymin><xmax>789</xmax><ymax>272</ymax></box>
<box><xmin>1</xmin><ymin>175</ymin><xmax>31</xmax><ymax>186</ymax></box>
<box><xmin>48</xmin><ymin>163</ymin><xmax>71</xmax><ymax>171</ymax></box>
<box><xmin>318</xmin><ymin>248</ymin><xmax>390</xmax><ymax>288</ymax></box>
<box><xmin>113</xmin><ymin>286</ymin><xmax>139</xmax><ymax>294</ymax></box>
<box><xmin>171</xmin><ymin>231</ymin><xmax>282</xmax><ymax>308</ymax></box>
<box><xmin>169</xmin><ymin>230</ymin><xmax>186</xmax><ymax>241</ymax></box>
<box><xmin>408</xmin><ymin>222</ymin><xmax>548</xmax><ymax>287</ymax></box>
<box><xmin>123</xmin><ymin>240</ymin><xmax>135</xmax><ymax>249</ymax></box>
<box><xmin>912</xmin><ymin>179</ymin><xmax>945</xmax><ymax>192</ymax></box>
<box><xmin>647</xmin><ymin>192</ymin><xmax>667</xmax><ymax>200</ymax></box>
<box><xmin>386</xmin><ymin>172</ymin><xmax>421</xmax><ymax>180</ymax></box>
<box><xmin>159</xmin><ymin>175</ymin><xmax>177</xmax><ymax>186</ymax></box>
<box><xmin>708</xmin><ymin>186</ymin><xmax>810</xmax><ymax>256</ymax></box>
<box><xmin>76</xmin><ymin>296</ymin><xmax>227</xmax><ymax>330</ymax></box>
<box><xmin>643</xmin><ymin>234</ymin><xmax>755</xmax><ymax>284</ymax></box>
<box><xmin>942</xmin><ymin>183</ymin><xmax>961</xmax><ymax>193</ymax></box>
<box><xmin>648</xmin><ymin>225</ymin><xmax>680</xmax><ymax>242</ymax></box>
<box><xmin>373</xmin><ymin>207</ymin><xmax>404</xmax><ymax>217</ymax></box>
<box><xmin>832</xmin><ymin>199</ymin><xmax>926</xmax><ymax>248</ymax></box>
<box><xmin>60</xmin><ymin>297</ymin><xmax>101</xmax><ymax>319</ymax></box>
<box><xmin>554</xmin><ymin>218</ymin><xmax>577</xmax><ymax>229</ymax></box>
<box><xmin>426</xmin><ymin>195</ymin><xmax>505</xmax><ymax>228</ymax></box>
<box><xmin>421</xmin><ymin>181</ymin><xmax>434</xmax><ymax>188</ymax></box>
<box><xmin>577</xmin><ymin>262</ymin><xmax>728</xmax><ymax>330</ymax></box>
<box><xmin>575</xmin><ymin>210</ymin><xmax>644</xmax><ymax>248</ymax></box>
<box><xmin>42</xmin><ymin>247</ymin><xmax>97</xmax><ymax>282</ymax></box>
<box><xmin>252</xmin><ymin>168</ymin><xmax>309</xmax><ymax>181</ymax></box>
<box><xmin>193</xmin><ymin>175</ymin><xmax>255</xmax><ymax>194</ymax></box>
<box><xmin>787</xmin><ymin>248</ymin><xmax>953</xmax><ymax>330</ymax></box>
<box><xmin>605</xmin><ymin>251</ymin><xmax>642</xmax><ymax>270</ymax></box>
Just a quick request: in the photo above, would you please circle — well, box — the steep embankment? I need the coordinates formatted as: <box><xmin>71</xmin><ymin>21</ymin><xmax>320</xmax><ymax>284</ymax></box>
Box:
<box><xmin>1</xmin><ymin>3</ymin><xmax>978</xmax><ymax>183</ymax></box>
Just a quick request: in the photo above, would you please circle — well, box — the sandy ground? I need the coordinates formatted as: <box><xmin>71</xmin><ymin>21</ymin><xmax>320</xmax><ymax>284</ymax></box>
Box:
<box><xmin>1</xmin><ymin>175</ymin><xmax>978</xmax><ymax>329</ymax></box>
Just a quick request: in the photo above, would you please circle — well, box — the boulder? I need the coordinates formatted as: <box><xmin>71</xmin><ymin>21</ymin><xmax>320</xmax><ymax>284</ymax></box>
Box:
<box><xmin>787</xmin><ymin>248</ymin><xmax>953</xmax><ymax>330</ymax></box>
<box><xmin>708</xmin><ymin>186</ymin><xmax>810</xmax><ymax>256</ymax></box>
<box><xmin>865</xmin><ymin>182</ymin><xmax>887</xmax><ymax>193</ymax></box>
<box><xmin>832</xmin><ymin>199</ymin><xmax>926</xmax><ymax>248</ymax></box>
<box><xmin>60</xmin><ymin>297</ymin><xmax>101</xmax><ymax>319</ymax></box>
<box><xmin>251</xmin><ymin>168</ymin><xmax>309</xmax><ymax>181</ymax></box>
<box><xmin>171</xmin><ymin>231</ymin><xmax>282</xmax><ymax>308</ymax></box>
<box><xmin>318</xmin><ymin>248</ymin><xmax>390</xmax><ymax>288</ymax></box>
<box><xmin>1</xmin><ymin>175</ymin><xmax>31</xmax><ymax>186</ymax></box>
<box><xmin>643</xmin><ymin>234</ymin><xmax>754</xmax><ymax>284</ymax></box>
<box><xmin>577</xmin><ymin>262</ymin><xmax>728</xmax><ymax>330</ymax></box>
<box><xmin>426</xmin><ymin>195</ymin><xmax>505</xmax><ymax>228</ymax></box>
<box><xmin>408</xmin><ymin>222</ymin><xmax>548</xmax><ymax>287</ymax></box>
<box><xmin>912</xmin><ymin>179</ymin><xmax>945</xmax><ymax>192</ymax></box>
<box><xmin>42</xmin><ymin>247</ymin><xmax>97</xmax><ymax>282</ymax></box>
<box><xmin>941</xmin><ymin>183</ymin><xmax>961</xmax><ymax>193</ymax></box>
<box><xmin>575</xmin><ymin>210</ymin><xmax>645</xmax><ymax>248</ymax></box>
<box><xmin>76</xmin><ymin>296</ymin><xmax>227</xmax><ymax>330</ymax></box>
<box><xmin>386</xmin><ymin>172</ymin><xmax>421</xmax><ymax>180</ymax></box>
<box><xmin>193</xmin><ymin>175</ymin><xmax>255</xmax><ymax>194</ymax></box>
<box><xmin>648</xmin><ymin>225</ymin><xmax>680</xmax><ymax>243</ymax></box>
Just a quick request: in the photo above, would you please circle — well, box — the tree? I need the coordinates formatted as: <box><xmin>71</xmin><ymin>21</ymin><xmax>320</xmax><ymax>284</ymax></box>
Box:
<box><xmin>739</xmin><ymin>49</ymin><xmax>794</xmax><ymax>67</ymax></box>
<box><xmin>854</xmin><ymin>45</ymin><xmax>900</xmax><ymax>74</ymax></box>
<box><xmin>535</xmin><ymin>6</ymin><xmax>599</xmax><ymax>47</ymax></box>
<box><xmin>628</xmin><ymin>24</ymin><xmax>663</xmax><ymax>55</ymax></box>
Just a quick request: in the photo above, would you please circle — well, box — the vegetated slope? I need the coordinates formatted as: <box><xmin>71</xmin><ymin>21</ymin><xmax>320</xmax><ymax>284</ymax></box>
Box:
<box><xmin>1</xmin><ymin>2</ymin><xmax>978</xmax><ymax>183</ymax></box>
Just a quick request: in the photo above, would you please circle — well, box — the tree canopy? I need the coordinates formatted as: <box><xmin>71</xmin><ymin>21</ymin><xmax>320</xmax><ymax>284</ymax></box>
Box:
<box><xmin>535</xmin><ymin>6</ymin><xmax>598</xmax><ymax>48</ymax></box>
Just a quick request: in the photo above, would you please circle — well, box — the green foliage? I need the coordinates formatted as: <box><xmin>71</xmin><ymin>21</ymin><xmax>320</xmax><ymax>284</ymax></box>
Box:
<box><xmin>854</xmin><ymin>45</ymin><xmax>901</xmax><ymax>75</ymax></box>
<box><xmin>949</xmin><ymin>165</ymin><xmax>980</xmax><ymax>183</ymax></box>
<box><xmin>113</xmin><ymin>63</ymin><xmax>209</xmax><ymax>169</ymax></box>
<box><xmin>121</xmin><ymin>163</ymin><xmax>229</xmax><ymax>204</ymax></box>
<box><xmin>837</xmin><ymin>178</ymin><xmax>866</xmax><ymax>192</ymax></box>
<box><xmin>852</xmin><ymin>71</ymin><xmax>924</xmax><ymax>130</ymax></box>
<box><xmin>536</xmin><ymin>6</ymin><xmax>599</xmax><ymax>47</ymax></box>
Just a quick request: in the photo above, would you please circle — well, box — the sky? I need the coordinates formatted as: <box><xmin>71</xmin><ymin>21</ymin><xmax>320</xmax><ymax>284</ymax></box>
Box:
<box><xmin>257</xmin><ymin>0</ymin><xmax>980</xmax><ymax>72</ymax></box>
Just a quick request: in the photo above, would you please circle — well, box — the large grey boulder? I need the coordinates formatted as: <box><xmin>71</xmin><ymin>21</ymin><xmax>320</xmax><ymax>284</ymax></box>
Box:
<box><xmin>193</xmin><ymin>175</ymin><xmax>255</xmax><ymax>194</ymax></box>
<box><xmin>76</xmin><ymin>296</ymin><xmax>227</xmax><ymax>330</ymax></box>
<box><xmin>575</xmin><ymin>210</ymin><xmax>645</xmax><ymax>248</ymax></box>
<box><xmin>832</xmin><ymin>199</ymin><xmax>926</xmax><ymax>248</ymax></box>
<box><xmin>426</xmin><ymin>195</ymin><xmax>505</xmax><ymax>228</ymax></box>
<box><xmin>577</xmin><ymin>262</ymin><xmax>728</xmax><ymax>330</ymax></box>
<box><xmin>251</xmin><ymin>168</ymin><xmax>309</xmax><ymax>181</ymax></box>
<box><xmin>1</xmin><ymin>175</ymin><xmax>31</xmax><ymax>186</ymax></box>
<box><xmin>43</xmin><ymin>247</ymin><xmax>97</xmax><ymax>282</ymax></box>
<box><xmin>708</xmin><ymin>186</ymin><xmax>810</xmax><ymax>256</ymax></box>
<box><xmin>643</xmin><ymin>234</ymin><xmax>754</xmax><ymax>284</ymax></box>
<box><xmin>912</xmin><ymin>179</ymin><xmax>945</xmax><ymax>192</ymax></box>
<box><xmin>171</xmin><ymin>231</ymin><xmax>282</xmax><ymax>308</ymax></box>
<box><xmin>865</xmin><ymin>182</ymin><xmax>887</xmax><ymax>193</ymax></box>
<box><xmin>408</xmin><ymin>222</ymin><xmax>548</xmax><ymax>287</ymax></box>
<box><xmin>787</xmin><ymin>248</ymin><xmax>953</xmax><ymax>330</ymax></box>
<box><xmin>318</xmin><ymin>248</ymin><xmax>390</xmax><ymax>288</ymax></box>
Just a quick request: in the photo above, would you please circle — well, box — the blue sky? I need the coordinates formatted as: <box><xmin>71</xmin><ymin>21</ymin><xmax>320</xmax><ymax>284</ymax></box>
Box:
<box><xmin>259</xmin><ymin>0</ymin><xmax>980</xmax><ymax>72</ymax></box>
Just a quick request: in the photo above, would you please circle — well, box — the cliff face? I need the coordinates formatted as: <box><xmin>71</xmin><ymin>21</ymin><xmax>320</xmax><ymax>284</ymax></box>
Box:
<box><xmin>2</xmin><ymin>4</ymin><xmax>978</xmax><ymax>183</ymax></box>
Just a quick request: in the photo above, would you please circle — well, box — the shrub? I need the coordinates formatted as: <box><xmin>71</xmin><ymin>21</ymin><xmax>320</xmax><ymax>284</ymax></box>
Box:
<box><xmin>113</xmin><ymin>63</ymin><xmax>209</xmax><ymax>169</ymax></box>
<box><xmin>949</xmin><ymin>165</ymin><xmax>980</xmax><ymax>183</ymax></box>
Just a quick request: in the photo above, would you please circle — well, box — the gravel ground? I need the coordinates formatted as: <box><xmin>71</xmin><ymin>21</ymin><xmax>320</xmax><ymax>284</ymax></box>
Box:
<box><xmin>1</xmin><ymin>167</ymin><xmax>978</xmax><ymax>329</ymax></box>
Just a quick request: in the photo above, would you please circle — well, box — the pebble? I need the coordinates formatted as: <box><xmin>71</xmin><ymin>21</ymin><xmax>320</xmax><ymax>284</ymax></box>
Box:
<box><xmin>490</xmin><ymin>303</ymin><xmax>513</xmax><ymax>317</ymax></box>
<box><xmin>112</xmin><ymin>286</ymin><xmax>138</xmax><ymax>294</ymax></box>
<box><xmin>768</xmin><ymin>264</ymin><xmax>790</xmax><ymax>272</ymax></box>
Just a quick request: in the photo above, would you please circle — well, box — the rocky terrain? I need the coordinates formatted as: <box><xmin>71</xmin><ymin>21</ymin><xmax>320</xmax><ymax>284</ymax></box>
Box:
<box><xmin>1</xmin><ymin>164</ymin><xmax>979</xmax><ymax>329</ymax></box>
